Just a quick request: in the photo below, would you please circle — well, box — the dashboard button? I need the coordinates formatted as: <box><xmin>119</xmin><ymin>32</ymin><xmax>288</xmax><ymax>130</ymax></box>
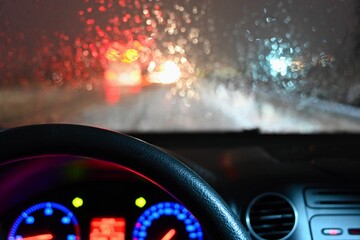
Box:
<box><xmin>322</xmin><ymin>228</ymin><xmax>343</xmax><ymax>235</ymax></box>
<box><xmin>349</xmin><ymin>228</ymin><xmax>360</xmax><ymax>235</ymax></box>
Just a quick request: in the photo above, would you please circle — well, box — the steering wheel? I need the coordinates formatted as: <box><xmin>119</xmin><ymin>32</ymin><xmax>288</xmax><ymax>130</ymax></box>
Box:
<box><xmin>0</xmin><ymin>124</ymin><xmax>251</xmax><ymax>239</ymax></box>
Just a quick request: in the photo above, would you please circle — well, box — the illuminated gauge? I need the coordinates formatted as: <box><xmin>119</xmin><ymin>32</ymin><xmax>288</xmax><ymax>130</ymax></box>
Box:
<box><xmin>8</xmin><ymin>202</ymin><xmax>80</xmax><ymax>240</ymax></box>
<box><xmin>133</xmin><ymin>202</ymin><xmax>203</xmax><ymax>240</ymax></box>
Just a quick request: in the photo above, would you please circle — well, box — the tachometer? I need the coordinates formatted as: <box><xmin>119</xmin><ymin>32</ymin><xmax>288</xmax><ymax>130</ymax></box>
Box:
<box><xmin>132</xmin><ymin>202</ymin><xmax>203</xmax><ymax>240</ymax></box>
<box><xmin>8</xmin><ymin>202</ymin><xmax>80</xmax><ymax>240</ymax></box>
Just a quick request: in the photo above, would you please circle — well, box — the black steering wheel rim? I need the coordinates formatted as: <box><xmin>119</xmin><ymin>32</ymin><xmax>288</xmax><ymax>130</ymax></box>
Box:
<box><xmin>0</xmin><ymin>124</ymin><xmax>251</xmax><ymax>240</ymax></box>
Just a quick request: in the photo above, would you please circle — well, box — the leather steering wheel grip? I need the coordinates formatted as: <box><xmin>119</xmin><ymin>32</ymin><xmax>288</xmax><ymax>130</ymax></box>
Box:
<box><xmin>0</xmin><ymin>124</ymin><xmax>251</xmax><ymax>240</ymax></box>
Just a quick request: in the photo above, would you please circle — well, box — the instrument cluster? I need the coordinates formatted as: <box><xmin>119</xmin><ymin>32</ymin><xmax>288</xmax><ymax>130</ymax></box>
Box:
<box><xmin>1</xmin><ymin>180</ymin><xmax>205</xmax><ymax>240</ymax></box>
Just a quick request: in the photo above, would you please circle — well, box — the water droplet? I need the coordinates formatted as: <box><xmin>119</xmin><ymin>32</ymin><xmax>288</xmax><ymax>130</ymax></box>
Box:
<box><xmin>272</xmin><ymin>43</ymin><xmax>278</xmax><ymax>50</ymax></box>
<box><xmin>284</xmin><ymin>16</ymin><xmax>291</xmax><ymax>24</ymax></box>
<box><xmin>304</xmin><ymin>42</ymin><xmax>310</xmax><ymax>48</ymax></box>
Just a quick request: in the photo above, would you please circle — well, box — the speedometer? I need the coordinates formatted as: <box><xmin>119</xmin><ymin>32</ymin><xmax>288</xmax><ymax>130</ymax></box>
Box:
<box><xmin>8</xmin><ymin>202</ymin><xmax>81</xmax><ymax>240</ymax></box>
<box><xmin>132</xmin><ymin>202</ymin><xmax>203</xmax><ymax>240</ymax></box>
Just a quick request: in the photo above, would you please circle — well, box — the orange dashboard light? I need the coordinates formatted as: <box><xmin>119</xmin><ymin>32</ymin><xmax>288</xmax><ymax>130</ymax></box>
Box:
<box><xmin>161</xmin><ymin>229</ymin><xmax>176</xmax><ymax>240</ymax></box>
<box><xmin>90</xmin><ymin>217</ymin><xmax>126</xmax><ymax>240</ymax></box>
<box><xmin>21</xmin><ymin>234</ymin><xmax>54</xmax><ymax>240</ymax></box>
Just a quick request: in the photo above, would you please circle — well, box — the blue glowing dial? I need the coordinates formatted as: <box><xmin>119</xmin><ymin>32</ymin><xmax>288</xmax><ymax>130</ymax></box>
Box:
<box><xmin>8</xmin><ymin>202</ymin><xmax>81</xmax><ymax>240</ymax></box>
<box><xmin>133</xmin><ymin>202</ymin><xmax>203</xmax><ymax>240</ymax></box>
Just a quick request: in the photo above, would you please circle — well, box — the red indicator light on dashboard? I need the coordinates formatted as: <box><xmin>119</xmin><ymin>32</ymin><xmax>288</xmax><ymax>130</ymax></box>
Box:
<box><xmin>90</xmin><ymin>217</ymin><xmax>126</xmax><ymax>240</ymax></box>
<box><xmin>322</xmin><ymin>228</ymin><xmax>342</xmax><ymax>236</ymax></box>
<box><xmin>349</xmin><ymin>228</ymin><xmax>360</xmax><ymax>235</ymax></box>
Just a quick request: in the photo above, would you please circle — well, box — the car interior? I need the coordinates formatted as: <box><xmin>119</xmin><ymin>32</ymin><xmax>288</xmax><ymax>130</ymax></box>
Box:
<box><xmin>1</xmin><ymin>0</ymin><xmax>360</xmax><ymax>240</ymax></box>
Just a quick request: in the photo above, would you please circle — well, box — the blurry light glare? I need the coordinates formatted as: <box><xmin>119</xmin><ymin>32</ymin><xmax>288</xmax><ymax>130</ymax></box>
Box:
<box><xmin>117</xmin><ymin>70</ymin><xmax>141</xmax><ymax>86</ymax></box>
<box><xmin>148</xmin><ymin>61</ymin><xmax>181</xmax><ymax>84</ymax></box>
<box><xmin>106</xmin><ymin>48</ymin><xmax>121</xmax><ymax>61</ymax></box>
<box><xmin>269</xmin><ymin>57</ymin><xmax>290</xmax><ymax>76</ymax></box>
<box><xmin>270</xmin><ymin>58</ymin><xmax>287</xmax><ymax>72</ymax></box>
<box><xmin>72</xmin><ymin>197</ymin><xmax>84</xmax><ymax>208</ymax></box>
<box><xmin>104</xmin><ymin>69</ymin><xmax>118</xmax><ymax>82</ymax></box>
<box><xmin>147</xmin><ymin>61</ymin><xmax>156</xmax><ymax>72</ymax></box>
<box><xmin>135</xmin><ymin>197</ymin><xmax>147</xmax><ymax>208</ymax></box>
<box><xmin>121</xmin><ymin>49</ymin><xmax>139</xmax><ymax>63</ymax></box>
<box><xmin>105</xmin><ymin>62</ymin><xmax>142</xmax><ymax>87</ymax></box>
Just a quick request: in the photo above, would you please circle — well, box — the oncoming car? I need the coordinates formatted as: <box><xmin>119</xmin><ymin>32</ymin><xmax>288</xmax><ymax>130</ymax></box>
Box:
<box><xmin>1</xmin><ymin>0</ymin><xmax>360</xmax><ymax>240</ymax></box>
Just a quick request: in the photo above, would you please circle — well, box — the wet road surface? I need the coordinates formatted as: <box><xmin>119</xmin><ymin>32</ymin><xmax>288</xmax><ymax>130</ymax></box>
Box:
<box><xmin>2</xmin><ymin>82</ymin><xmax>360</xmax><ymax>132</ymax></box>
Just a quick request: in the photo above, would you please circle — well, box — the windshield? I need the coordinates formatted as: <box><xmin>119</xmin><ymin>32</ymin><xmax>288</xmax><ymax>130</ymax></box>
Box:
<box><xmin>1</xmin><ymin>0</ymin><xmax>360</xmax><ymax>132</ymax></box>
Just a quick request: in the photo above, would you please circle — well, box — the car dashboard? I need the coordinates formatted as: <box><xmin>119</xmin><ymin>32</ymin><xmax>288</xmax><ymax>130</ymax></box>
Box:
<box><xmin>0</xmin><ymin>132</ymin><xmax>360</xmax><ymax>240</ymax></box>
<box><xmin>0</xmin><ymin>155</ymin><xmax>204</xmax><ymax>240</ymax></box>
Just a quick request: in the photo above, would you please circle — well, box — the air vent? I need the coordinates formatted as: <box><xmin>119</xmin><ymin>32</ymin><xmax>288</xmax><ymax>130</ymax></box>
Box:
<box><xmin>305</xmin><ymin>188</ymin><xmax>360</xmax><ymax>208</ymax></box>
<box><xmin>246</xmin><ymin>194</ymin><xmax>296</xmax><ymax>240</ymax></box>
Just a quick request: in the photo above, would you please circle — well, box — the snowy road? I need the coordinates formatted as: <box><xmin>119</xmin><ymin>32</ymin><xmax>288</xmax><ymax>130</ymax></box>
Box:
<box><xmin>2</xmin><ymin>81</ymin><xmax>360</xmax><ymax>132</ymax></box>
<box><xmin>66</xmin><ymin>82</ymin><xmax>360</xmax><ymax>133</ymax></box>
